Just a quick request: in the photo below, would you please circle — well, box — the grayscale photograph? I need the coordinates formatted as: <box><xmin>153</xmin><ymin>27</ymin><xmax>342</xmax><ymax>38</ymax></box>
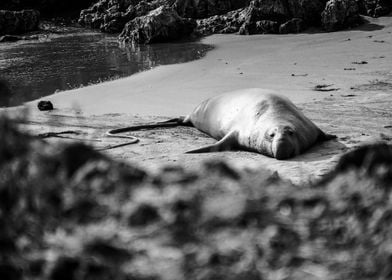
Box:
<box><xmin>1</xmin><ymin>0</ymin><xmax>392</xmax><ymax>279</ymax></box>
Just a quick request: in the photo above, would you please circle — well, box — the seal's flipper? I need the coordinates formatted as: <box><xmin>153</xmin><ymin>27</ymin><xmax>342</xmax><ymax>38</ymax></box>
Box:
<box><xmin>186</xmin><ymin>131</ymin><xmax>239</xmax><ymax>153</ymax></box>
<box><xmin>317</xmin><ymin>129</ymin><xmax>337</xmax><ymax>142</ymax></box>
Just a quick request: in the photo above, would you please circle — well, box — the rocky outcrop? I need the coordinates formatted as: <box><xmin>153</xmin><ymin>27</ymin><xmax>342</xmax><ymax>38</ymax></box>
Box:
<box><xmin>279</xmin><ymin>17</ymin><xmax>305</xmax><ymax>33</ymax></box>
<box><xmin>237</xmin><ymin>0</ymin><xmax>327</xmax><ymax>35</ymax></box>
<box><xmin>77</xmin><ymin>0</ymin><xmax>391</xmax><ymax>43</ymax></box>
<box><xmin>287</xmin><ymin>0</ymin><xmax>328</xmax><ymax>25</ymax></box>
<box><xmin>79</xmin><ymin>0</ymin><xmax>168</xmax><ymax>33</ymax></box>
<box><xmin>0</xmin><ymin>9</ymin><xmax>40</xmax><ymax>35</ymax></box>
<box><xmin>195</xmin><ymin>8</ymin><xmax>247</xmax><ymax>35</ymax></box>
<box><xmin>0</xmin><ymin>0</ymin><xmax>94</xmax><ymax>17</ymax></box>
<box><xmin>359</xmin><ymin>0</ymin><xmax>392</xmax><ymax>17</ymax></box>
<box><xmin>321</xmin><ymin>0</ymin><xmax>362</xmax><ymax>31</ymax></box>
<box><xmin>173</xmin><ymin>0</ymin><xmax>250</xmax><ymax>18</ymax></box>
<box><xmin>119</xmin><ymin>6</ymin><xmax>196</xmax><ymax>44</ymax></box>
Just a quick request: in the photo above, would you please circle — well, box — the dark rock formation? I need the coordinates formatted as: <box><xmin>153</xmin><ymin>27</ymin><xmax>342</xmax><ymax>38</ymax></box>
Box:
<box><xmin>246</xmin><ymin>0</ymin><xmax>291</xmax><ymax>23</ymax></box>
<box><xmin>287</xmin><ymin>0</ymin><xmax>328</xmax><ymax>25</ymax></box>
<box><xmin>359</xmin><ymin>0</ymin><xmax>392</xmax><ymax>17</ymax></box>
<box><xmin>196</xmin><ymin>8</ymin><xmax>247</xmax><ymax>35</ymax></box>
<box><xmin>321</xmin><ymin>0</ymin><xmax>362</xmax><ymax>31</ymax></box>
<box><xmin>173</xmin><ymin>0</ymin><xmax>250</xmax><ymax>18</ymax></box>
<box><xmin>0</xmin><ymin>9</ymin><xmax>40</xmax><ymax>35</ymax></box>
<box><xmin>119</xmin><ymin>5</ymin><xmax>196</xmax><ymax>44</ymax></box>
<box><xmin>238</xmin><ymin>0</ymin><xmax>327</xmax><ymax>35</ymax></box>
<box><xmin>77</xmin><ymin>0</ymin><xmax>390</xmax><ymax>42</ymax></box>
<box><xmin>279</xmin><ymin>17</ymin><xmax>305</xmax><ymax>33</ymax></box>
<box><xmin>239</xmin><ymin>18</ymin><xmax>279</xmax><ymax>35</ymax></box>
<box><xmin>79</xmin><ymin>0</ymin><xmax>168</xmax><ymax>33</ymax></box>
<box><xmin>0</xmin><ymin>0</ymin><xmax>95</xmax><ymax>18</ymax></box>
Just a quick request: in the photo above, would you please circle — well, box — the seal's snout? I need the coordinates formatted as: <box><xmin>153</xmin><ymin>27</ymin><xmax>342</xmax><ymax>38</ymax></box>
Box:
<box><xmin>273</xmin><ymin>140</ymin><xmax>294</xmax><ymax>160</ymax></box>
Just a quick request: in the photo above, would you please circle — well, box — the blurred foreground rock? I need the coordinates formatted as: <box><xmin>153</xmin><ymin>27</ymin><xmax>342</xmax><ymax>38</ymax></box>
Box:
<box><xmin>1</xmin><ymin>116</ymin><xmax>392</xmax><ymax>280</ymax></box>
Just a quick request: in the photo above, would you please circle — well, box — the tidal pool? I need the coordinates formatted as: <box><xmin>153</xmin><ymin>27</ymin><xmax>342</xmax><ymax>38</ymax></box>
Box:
<box><xmin>0</xmin><ymin>31</ymin><xmax>212</xmax><ymax>106</ymax></box>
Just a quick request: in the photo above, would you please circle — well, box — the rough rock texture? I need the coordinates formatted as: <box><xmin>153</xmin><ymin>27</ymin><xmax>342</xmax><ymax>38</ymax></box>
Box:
<box><xmin>2</xmin><ymin>116</ymin><xmax>392</xmax><ymax>280</ymax></box>
<box><xmin>279</xmin><ymin>17</ymin><xmax>305</xmax><ymax>33</ymax></box>
<box><xmin>195</xmin><ymin>8</ymin><xmax>247</xmax><ymax>35</ymax></box>
<box><xmin>119</xmin><ymin>5</ymin><xmax>196</xmax><ymax>43</ymax></box>
<box><xmin>287</xmin><ymin>0</ymin><xmax>328</xmax><ymax>25</ymax></box>
<box><xmin>0</xmin><ymin>0</ymin><xmax>94</xmax><ymax>17</ymax></box>
<box><xmin>173</xmin><ymin>0</ymin><xmax>250</xmax><ymax>18</ymax></box>
<box><xmin>238</xmin><ymin>0</ymin><xmax>329</xmax><ymax>35</ymax></box>
<box><xmin>359</xmin><ymin>0</ymin><xmax>392</xmax><ymax>17</ymax></box>
<box><xmin>0</xmin><ymin>9</ymin><xmax>40</xmax><ymax>35</ymax></box>
<box><xmin>321</xmin><ymin>0</ymin><xmax>362</xmax><ymax>31</ymax></box>
<box><xmin>77</xmin><ymin>0</ymin><xmax>392</xmax><ymax>41</ymax></box>
<box><xmin>79</xmin><ymin>0</ymin><xmax>168</xmax><ymax>33</ymax></box>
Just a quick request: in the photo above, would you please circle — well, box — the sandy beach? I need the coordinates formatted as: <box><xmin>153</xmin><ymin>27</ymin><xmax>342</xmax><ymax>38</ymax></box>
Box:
<box><xmin>7</xmin><ymin>15</ymin><xmax>392</xmax><ymax>183</ymax></box>
<box><xmin>33</xmin><ymin>15</ymin><xmax>392</xmax><ymax>116</ymax></box>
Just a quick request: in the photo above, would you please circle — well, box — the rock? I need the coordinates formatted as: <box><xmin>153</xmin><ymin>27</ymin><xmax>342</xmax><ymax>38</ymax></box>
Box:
<box><xmin>195</xmin><ymin>8</ymin><xmax>247</xmax><ymax>36</ymax></box>
<box><xmin>287</xmin><ymin>0</ymin><xmax>328</xmax><ymax>25</ymax></box>
<box><xmin>0</xmin><ymin>10</ymin><xmax>40</xmax><ymax>35</ymax></box>
<box><xmin>37</xmin><ymin>100</ymin><xmax>54</xmax><ymax>111</ymax></box>
<box><xmin>358</xmin><ymin>0</ymin><xmax>392</xmax><ymax>17</ymax></box>
<box><xmin>79</xmin><ymin>0</ymin><xmax>167</xmax><ymax>33</ymax></box>
<box><xmin>173</xmin><ymin>0</ymin><xmax>250</xmax><ymax>19</ymax></box>
<box><xmin>239</xmin><ymin>19</ymin><xmax>279</xmax><ymax>34</ymax></box>
<box><xmin>245</xmin><ymin>0</ymin><xmax>291</xmax><ymax>23</ymax></box>
<box><xmin>279</xmin><ymin>17</ymin><xmax>305</xmax><ymax>33</ymax></box>
<box><xmin>0</xmin><ymin>0</ymin><xmax>95</xmax><ymax>17</ymax></box>
<box><xmin>119</xmin><ymin>6</ymin><xmax>196</xmax><ymax>44</ymax></box>
<box><xmin>321</xmin><ymin>0</ymin><xmax>362</xmax><ymax>31</ymax></box>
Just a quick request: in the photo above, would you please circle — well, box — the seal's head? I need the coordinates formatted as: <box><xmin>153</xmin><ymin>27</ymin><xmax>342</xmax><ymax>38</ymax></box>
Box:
<box><xmin>265</xmin><ymin>125</ymin><xmax>300</xmax><ymax>160</ymax></box>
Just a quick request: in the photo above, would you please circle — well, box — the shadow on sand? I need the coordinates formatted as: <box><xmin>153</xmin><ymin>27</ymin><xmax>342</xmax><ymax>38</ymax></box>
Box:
<box><xmin>353</xmin><ymin>17</ymin><xmax>385</xmax><ymax>31</ymax></box>
<box><xmin>289</xmin><ymin>139</ymin><xmax>347</xmax><ymax>163</ymax></box>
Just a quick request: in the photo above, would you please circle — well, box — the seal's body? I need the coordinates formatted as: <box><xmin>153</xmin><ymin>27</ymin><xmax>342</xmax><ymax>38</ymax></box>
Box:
<box><xmin>105</xmin><ymin>88</ymin><xmax>335</xmax><ymax>159</ymax></box>
<box><xmin>184</xmin><ymin>88</ymin><xmax>334</xmax><ymax>159</ymax></box>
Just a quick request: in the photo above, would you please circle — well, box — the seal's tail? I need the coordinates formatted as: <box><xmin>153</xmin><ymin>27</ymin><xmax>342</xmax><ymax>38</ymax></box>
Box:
<box><xmin>105</xmin><ymin>116</ymin><xmax>192</xmax><ymax>141</ymax></box>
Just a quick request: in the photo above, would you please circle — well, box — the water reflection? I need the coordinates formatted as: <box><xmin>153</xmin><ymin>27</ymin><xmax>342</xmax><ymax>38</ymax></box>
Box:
<box><xmin>0</xmin><ymin>32</ymin><xmax>213</xmax><ymax>106</ymax></box>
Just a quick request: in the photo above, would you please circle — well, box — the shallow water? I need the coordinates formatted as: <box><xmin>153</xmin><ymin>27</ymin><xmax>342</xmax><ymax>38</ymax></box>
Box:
<box><xmin>0</xmin><ymin>31</ymin><xmax>212</xmax><ymax>106</ymax></box>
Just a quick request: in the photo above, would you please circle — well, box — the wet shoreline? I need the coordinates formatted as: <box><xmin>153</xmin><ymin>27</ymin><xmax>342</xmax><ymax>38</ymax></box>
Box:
<box><xmin>0</xmin><ymin>28</ymin><xmax>212</xmax><ymax>106</ymax></box>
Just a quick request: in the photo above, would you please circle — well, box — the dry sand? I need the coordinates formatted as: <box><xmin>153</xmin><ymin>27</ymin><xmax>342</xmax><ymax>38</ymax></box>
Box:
<box><xmin>6</xmin><ymin>15</ymin><xmax>392</xmax><ymax>184</ymax></box>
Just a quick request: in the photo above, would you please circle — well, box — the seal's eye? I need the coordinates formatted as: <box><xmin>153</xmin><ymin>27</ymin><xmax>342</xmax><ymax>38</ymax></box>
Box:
<box><xmin>287</xmin><ymin>130</ymin><xmax>294</xmax><ymax>136</ymax></box>
<box><xmin>269</xmin><ymin>132</ymin><xmax>275</xmax><ymax>138</ymax></box>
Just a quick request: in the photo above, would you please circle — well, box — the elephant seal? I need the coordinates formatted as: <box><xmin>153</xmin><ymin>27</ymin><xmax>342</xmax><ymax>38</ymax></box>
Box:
<box><xmin>106</xmin><ymin>88</ymin><xmax>336</xmax><ymax>159</ymax></box>
<box><xmin>183</xmin><ymin>88</ymin><xmax>335</xmax><ymax>159</ymax></box>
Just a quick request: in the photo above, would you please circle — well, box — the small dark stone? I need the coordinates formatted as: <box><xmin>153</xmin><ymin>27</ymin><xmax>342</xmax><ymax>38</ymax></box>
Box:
<box><xmin>37</xmin><ymin>100</ymin><xmax>54</xmax><ymax>111</ymax></box>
